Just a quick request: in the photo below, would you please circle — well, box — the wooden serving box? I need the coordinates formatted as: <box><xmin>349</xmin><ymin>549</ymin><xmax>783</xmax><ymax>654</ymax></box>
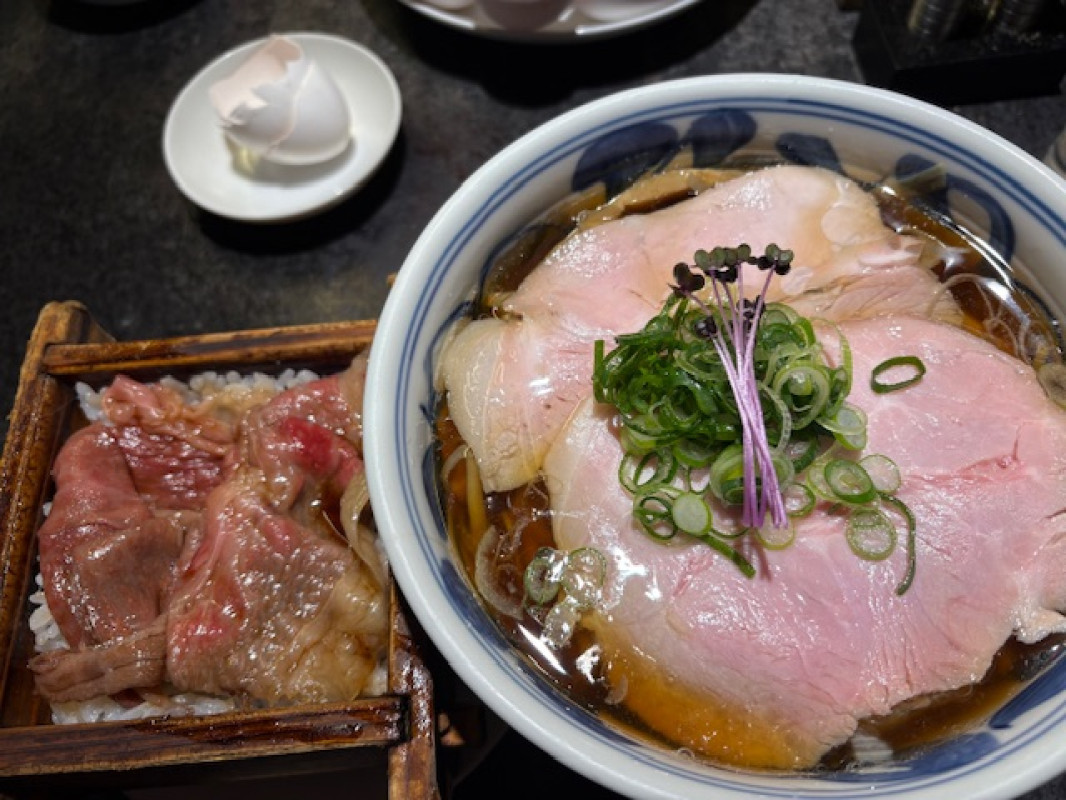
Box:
<box><xmin>0</xmin><ymin>302</ymin><xmax>439</xmax><ymax>798</ymax></box>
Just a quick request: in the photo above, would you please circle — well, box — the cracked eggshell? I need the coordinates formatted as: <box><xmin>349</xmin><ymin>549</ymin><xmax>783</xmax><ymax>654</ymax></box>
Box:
<box><xmin>208</xmin><ymin>35</ymin><xmax>352</xmax><ymax>166</ymax></box>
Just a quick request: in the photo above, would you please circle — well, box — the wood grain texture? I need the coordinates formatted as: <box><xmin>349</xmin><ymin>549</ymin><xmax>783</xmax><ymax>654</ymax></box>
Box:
<box><xmin>0</xmin><ymin>303</ymin><xmax>438</xmax><ymax>798</ymax></box>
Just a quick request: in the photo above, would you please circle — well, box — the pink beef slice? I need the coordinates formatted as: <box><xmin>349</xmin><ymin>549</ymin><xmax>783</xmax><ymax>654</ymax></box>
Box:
<box><xmin>439</xmin><ymin>164</ymin><xmax>961</xmax><ymax>495</ymax></box>
<box><xmin>164</xmin><ymin>371</ymin><xmax>387</xmax><ymax>705</ymax></box>
<box><xmin>31</xmin><ymin>356</ymin><xmax>386</xmax><ymax>707</ymax></box>
<box><xmin>30</xmin><ymin>375</ymin><xmax>238</xmax><ymax>702</ymax></box>
<box><xmin>30</xmin><ymin>424</ymin><xmax>195</xmax><ymax>701</ymax></box>
<box><xmin>542</xmin><ymin>315</ymin><xmax>1066</xmax><ymax>770</ymax></box>
<box><xmin>103</xmin><ymin>375</ymin><xmax>239</xmax><ymax>510</ymax></box>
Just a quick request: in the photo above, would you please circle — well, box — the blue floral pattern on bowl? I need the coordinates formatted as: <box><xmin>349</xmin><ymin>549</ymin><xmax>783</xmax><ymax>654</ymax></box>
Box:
<box><xmin>372</xmin><ymin>75</ymin><xmax>1066</xmax><ymax>800</ymax></box>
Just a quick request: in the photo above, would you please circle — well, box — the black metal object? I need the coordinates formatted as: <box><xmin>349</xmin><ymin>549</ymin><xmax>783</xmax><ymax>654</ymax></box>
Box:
<box><xmin>852</xmin><ymin>0</ymin><xmax>1066</xmax><ymax>104</ymax></box>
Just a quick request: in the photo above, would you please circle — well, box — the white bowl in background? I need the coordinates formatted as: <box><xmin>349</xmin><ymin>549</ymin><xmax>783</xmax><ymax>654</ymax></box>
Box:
<box><xmin>396</xmin><ymin>0</ymin><xmax>702</xmax><ymax>40</ymax></box>
<box><xmin>365</xmin><ymin>73</ymin><xmax>1066</xmax><ymax>799</ymax></box>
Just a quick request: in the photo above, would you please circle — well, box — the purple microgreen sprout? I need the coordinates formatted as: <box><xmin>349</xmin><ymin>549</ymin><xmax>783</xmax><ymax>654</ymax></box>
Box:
<box><xmin>671</xmin><ymin>244</ymin><xmax>795</xmax><ymax>530</ymax></box>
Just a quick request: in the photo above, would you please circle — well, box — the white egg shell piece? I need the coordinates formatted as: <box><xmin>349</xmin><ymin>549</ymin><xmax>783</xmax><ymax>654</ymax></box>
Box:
<box><xmin>208</xmin><ymin>35</ymin><xmax>352</xmax><ymax>166</ymax></box>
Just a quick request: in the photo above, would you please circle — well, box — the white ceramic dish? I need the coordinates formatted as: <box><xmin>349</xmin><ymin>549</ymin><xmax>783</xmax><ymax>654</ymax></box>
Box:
<box><xmin>163</xmin><ymin>33</ymin><xmax>401</xmax><ymax>223</ymax></box>
<box><xmin>396</xmin><ymin>0</ymin><xmax>701</xmax><ymax>40</ymax></box>
<box><xmin>365</xmin><ymin>74</ymin><xmax>1066</xmax><ymax>799</ymax></box>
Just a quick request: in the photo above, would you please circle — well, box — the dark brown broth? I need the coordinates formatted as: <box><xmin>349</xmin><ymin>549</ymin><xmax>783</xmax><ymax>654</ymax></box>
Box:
<box><xmin>437</xmin><ymin>164</ymin><xmax>1066</xmax><ymax>770</ymax></box>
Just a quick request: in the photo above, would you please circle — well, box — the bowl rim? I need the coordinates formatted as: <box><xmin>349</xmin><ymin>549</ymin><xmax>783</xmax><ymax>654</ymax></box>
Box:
<box><xmin>366</xmin><ymin>72</ymin><xmax>1066</xmax><ymax>800</ymax></box>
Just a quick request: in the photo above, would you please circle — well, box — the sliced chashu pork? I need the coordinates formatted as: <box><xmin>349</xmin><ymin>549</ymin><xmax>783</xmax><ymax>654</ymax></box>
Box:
<box><xmin>439</xmin><ymin>164</ymin><xmax>959</xmax><ymax>494</ymax></box>
<box><xmin>542</xmin><ymin>315</ymin><xmax>1066</xmax><ymax>769</ymax></box>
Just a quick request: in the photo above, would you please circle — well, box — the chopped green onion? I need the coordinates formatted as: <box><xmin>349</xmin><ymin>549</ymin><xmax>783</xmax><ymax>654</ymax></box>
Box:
<box><xmin>524</xmin><ymin>544</ymin><xmax>609</xmax><ymax>635</ymax></box>
<box><xmin>871</xmin><ymin>355</ymin><xmax>926</xmax><ymax>393</ymax></box>
<box><xmin>671</xmin><ymin>491</ymin><xmax>715</xmax><ymax>536</ymax></box>
<box><xmin>822</xmin><ymin>322</ymin><xmax>853</xmax><ymax>416</ymax></box>
<box><xmin>859</xmin><ymin>454</ymin><xmax>901</xmax><ymax>494</ymax></box>
<box><xmin>820</xmin><ymin>402</ymin><xmax>868</xmax><ymax>450</ymax></box>
<box><xmin>756</xmin><ymin>518</ymin><xmax>796</xmax><ymax>550</ymax></box>
<box><xmin>772</xmin><ymin>363</ymin><xmax>832</xmax><ymax>429</ymax></box>
<box><xmin>634</xmin><ymin>487</ymin><xmax>756</xmax><ymax>576</ymax></box>
<box><xmin>672</xmin><ymin>438</ymin><xmax>719</xmax><ymax>469</ymax></box>
<box><xmin>804</xmin><ymin>457</ymin><xmax>836</xmax><ymax>501</ymax></box>
<box><xmin>824</xmin><ymin>459</ymin><xmax>877</xmax><ymax>505</ymax></box>
<box><xmin>635</xmin><ymin>490</ymin><xmax>680</xmax><ymax>541</ymax></box>
<box><xmin>690</xmin><ymin>531</ymin><xmax>757</xmax><ymax>578</ymax></box>
<box><xmin>760</xmin><ymin>381</ymin><xmax>793</xmax><ymax>454</ymax></box>
<box><xmin>524</xmin><ymin>547</ymin><xmax>565</xmax><ymax>605</ymax></box>
<box><xmin>846</xmin><ymin>508</ymin><xmax>897</xmax><ymax>561</ymax></box>
<box><xmin>782</xmin><ymin>482</ymin><xmax>816</xmax><ymax>518</ymax></box>
<box><xmin>592</xmin><ymin>243</ymin><xmax>918</xmax><ymax>591</ymax></box>
<box><xmin>619</xmin><ymin>450</ymin><xmax>677</xmax><ymax>493</ymax></box>
<box><xmin>785</xmin><ymin>434</ymin><xmax>819</xmax><ymax>474</ymax></box>
<box><xmin>882</xmin><ymin>495</ymin><xmax>917</xmax><ymax>595</ymax></box>
<box><xmin>708</xmin><ymin>444</ymin><xmax>746</xmax><ymax>505</ymax></box>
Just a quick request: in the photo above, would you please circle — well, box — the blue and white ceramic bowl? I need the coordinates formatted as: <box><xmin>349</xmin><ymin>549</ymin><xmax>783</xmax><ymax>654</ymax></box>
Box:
<box><xmin>364</xmin><ymin>74</ymin><xmax>1066</xmax><ymax>799</ymax></box>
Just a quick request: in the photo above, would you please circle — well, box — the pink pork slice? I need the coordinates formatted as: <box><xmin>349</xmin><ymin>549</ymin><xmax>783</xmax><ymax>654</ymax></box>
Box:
<box><xmin>440</xmin><ymin>164</ymin><xmax>959</xmax><ymax>494</ymax></box>
<box><xmin>542</xmin><ymin>315</ymin><xmax>1066</xmax><ymax>769</ymax></box>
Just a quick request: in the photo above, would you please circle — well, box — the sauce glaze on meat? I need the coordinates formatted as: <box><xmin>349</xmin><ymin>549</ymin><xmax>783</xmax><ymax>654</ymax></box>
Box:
<box><xmin>31</xmin><ymin>355</ymin><xmax>387</xmax><ymax>712</ymax></box>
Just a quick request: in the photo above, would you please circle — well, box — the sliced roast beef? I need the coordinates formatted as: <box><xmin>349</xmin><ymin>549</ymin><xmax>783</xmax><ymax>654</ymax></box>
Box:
<box><xmin>167</xmin><ymin>373</ymin><xmax>385</xmax><ymax>704</ymax></box>
<box><xmin>240</xmin><ymin>374</ymin><xmax>364</xmax><ymax>511</ymax></box>
<box><xmin>30</xmin><ymin>618</ymin><xmax>167</xmax><ymax>704</ymax></box>
<box><xmin>104</xmin><ymin>375</ymin><xmax>237</xmax><ymax>510</ymax></box>
<box><xmin>34</xmin><ymin>425</ymin><xmax>188</xmax><ymax>652</ymax></box>
<box><xmin>31</xmin><ymin>355</ymin><xmax>385</xmax><ymax>708</ymax></box>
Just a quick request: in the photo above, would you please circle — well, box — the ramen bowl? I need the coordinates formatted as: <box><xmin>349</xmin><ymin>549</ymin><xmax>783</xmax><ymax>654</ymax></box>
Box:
<box><xmin>364</xmin><ymin>73</ymin><xmax>1066</xmax><ymax>799</ymax></box>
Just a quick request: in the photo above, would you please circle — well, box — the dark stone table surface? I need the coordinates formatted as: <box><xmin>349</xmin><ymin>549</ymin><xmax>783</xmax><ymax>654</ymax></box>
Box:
<box><xmin>1</xmin><ymin>0</ymin><xmax>1064</xmax><ymax>797</ymax></box>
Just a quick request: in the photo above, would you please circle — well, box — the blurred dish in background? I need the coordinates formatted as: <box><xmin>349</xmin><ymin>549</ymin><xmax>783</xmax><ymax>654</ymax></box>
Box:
<box><xmin>163</xmin><ymin>33</ymin><xmax>401</xmax><ymax>223</ymax></box>
<box><xmin>395</xmin><ymin>0</ymin><xmax>702</xmax><ymax>40</ymax></box>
